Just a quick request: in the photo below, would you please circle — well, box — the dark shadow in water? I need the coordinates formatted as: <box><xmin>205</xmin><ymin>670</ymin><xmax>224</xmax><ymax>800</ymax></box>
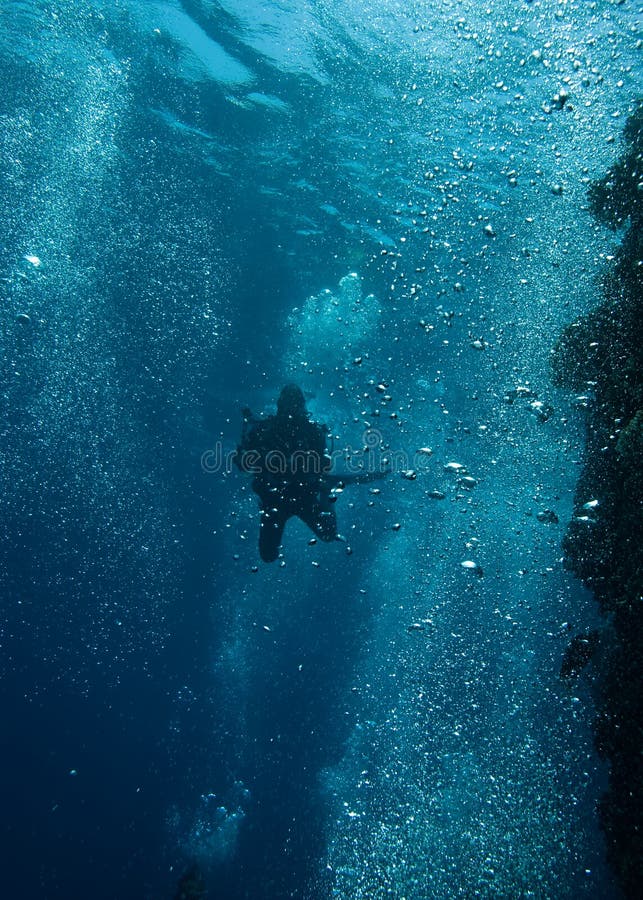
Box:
<box><xmin>204</xmin><ymin>576</ymin><xmax>374</xmax><ymax>900</ymax></box>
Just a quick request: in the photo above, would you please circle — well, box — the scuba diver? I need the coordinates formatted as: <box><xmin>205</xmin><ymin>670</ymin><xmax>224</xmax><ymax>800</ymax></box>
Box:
<box><xmin>235</xmin><ymin>384</ymin><xmax>386</xmax><ymax>562</ymax></box>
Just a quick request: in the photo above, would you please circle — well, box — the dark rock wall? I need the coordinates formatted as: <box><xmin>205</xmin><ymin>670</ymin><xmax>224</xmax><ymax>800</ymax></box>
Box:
<box><xmin>551</xmin><ymin>102</ymin><xmax>642</xmax><ymax>898</ymax></box>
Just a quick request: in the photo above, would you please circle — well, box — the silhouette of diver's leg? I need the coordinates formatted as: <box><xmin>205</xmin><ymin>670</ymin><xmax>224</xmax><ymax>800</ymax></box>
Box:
<box><xmin>298</xmin><ymin>499</ymin><xmax>338</xmax><ymax>543</ymax></box>
<box><xmin>259</xmin><ymin>505</ymin><xmax>289</xmax><ymax>562</ymax></box>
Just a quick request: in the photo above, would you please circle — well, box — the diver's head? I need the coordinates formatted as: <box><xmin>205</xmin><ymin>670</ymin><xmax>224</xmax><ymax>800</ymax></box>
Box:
<box><xmin>277</xmin><ymin>384</ymin><xmax>307</xmax><ymax>418</ymax></box>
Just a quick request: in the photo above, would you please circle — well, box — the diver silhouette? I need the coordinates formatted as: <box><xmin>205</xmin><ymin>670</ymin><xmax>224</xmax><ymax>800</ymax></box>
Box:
<box><xmin>235</xmin><ymin>384</ymin><xmax>386</xmax><ymax>562</ymax></box>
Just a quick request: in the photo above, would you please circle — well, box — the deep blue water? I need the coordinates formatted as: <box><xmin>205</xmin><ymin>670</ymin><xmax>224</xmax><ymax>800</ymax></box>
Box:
<box><xmin>1</xmin><ymin>2</ymin><xmax>639</xmax><ymax>898</ymax></box>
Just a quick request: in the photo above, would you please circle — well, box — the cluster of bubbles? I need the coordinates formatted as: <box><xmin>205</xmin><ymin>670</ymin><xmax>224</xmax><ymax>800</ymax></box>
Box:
<box><xmin>284</xmin><ymin>273</ymin><xmax>381</xmax><ymax>379</ymax></box>
<box><xmin>173</xmin><ymin>781</ymin><xmax>252</xmax><ymax>870</ymax></box>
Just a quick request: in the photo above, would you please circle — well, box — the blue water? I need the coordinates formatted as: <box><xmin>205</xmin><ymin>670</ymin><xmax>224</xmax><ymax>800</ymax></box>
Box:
<box><xmin>1</xmin><ymin>2</ymin><xmax>639</xmax><ymax>898</ymax></box>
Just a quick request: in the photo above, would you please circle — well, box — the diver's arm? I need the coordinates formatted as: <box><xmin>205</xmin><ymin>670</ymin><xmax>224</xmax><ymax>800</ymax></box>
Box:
<box><xmin>325</xmin><ymin>470</ymin><xmax>388</xmax><ymax>487</ymax></box>
<box><xmin>235</xmin><ymin>409</ymin><xmax>268</xmax><ymax>472</ymax></box>
<box><xmin>232</xmin><ymin>446</ymin><xmax>243</xmax><ymax>470</ymax></box>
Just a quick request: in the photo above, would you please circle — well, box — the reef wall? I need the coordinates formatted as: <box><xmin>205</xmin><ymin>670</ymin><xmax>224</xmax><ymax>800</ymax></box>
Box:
<box><xmin>551</xmin><ymin>102</ymin><xmax>642</xmax><ymax>898</ymax></box>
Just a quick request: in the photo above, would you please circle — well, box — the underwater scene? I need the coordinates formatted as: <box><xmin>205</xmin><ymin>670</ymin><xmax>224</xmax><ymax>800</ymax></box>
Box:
<box><xmin>1</xmin><ymin>1</ymin><xmax>641</xmax><ymax>898</ymax></box>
